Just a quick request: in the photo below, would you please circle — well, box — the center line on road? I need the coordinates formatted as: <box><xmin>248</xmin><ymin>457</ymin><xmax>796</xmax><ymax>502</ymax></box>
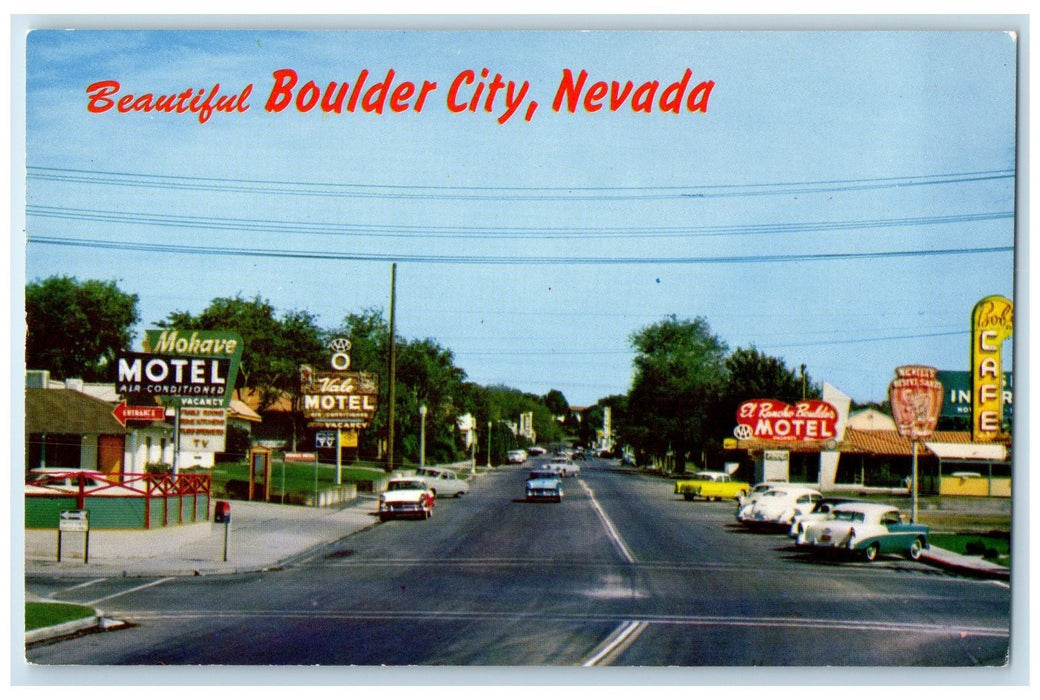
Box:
<box><xmin>582</xmin><ymin>620</ymin><xmax>649</xmax><ymax>666</ymax></box>
<box><xmin>579</xmin><ymin>479</ymin><xmax>636</xmax><ymax>563</ymax></box>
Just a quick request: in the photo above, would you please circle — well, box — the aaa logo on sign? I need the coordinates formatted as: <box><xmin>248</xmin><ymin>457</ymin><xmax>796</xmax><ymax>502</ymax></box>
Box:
<box><xmin>735</xmin><ymin>399</ymin><xmax>839</xmax><ymax>442</ymax></box>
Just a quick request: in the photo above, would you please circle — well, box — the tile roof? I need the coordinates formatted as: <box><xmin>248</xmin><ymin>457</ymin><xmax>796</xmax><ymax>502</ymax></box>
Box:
<box><xmin>737</xmin><ymin>428</ymin><xmax>1010</xmax><ymax>458</ymax></box>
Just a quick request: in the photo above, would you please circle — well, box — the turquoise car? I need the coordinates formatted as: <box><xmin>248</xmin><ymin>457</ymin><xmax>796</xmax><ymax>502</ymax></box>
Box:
<box><xmin>525</xmin><ymin>469</ymin><xmax>563</xmax><ymax>503</ymax></box>
<box><xmin>796</xmin><ymin>502</ymin><xmax>929</xmax><ymax>561</ymax></box>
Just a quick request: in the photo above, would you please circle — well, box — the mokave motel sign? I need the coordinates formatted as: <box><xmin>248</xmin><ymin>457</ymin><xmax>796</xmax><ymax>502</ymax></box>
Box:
<box><xmin>888</xmin><ymin>365</ymin><xmax>943</xmax><ymax>441</ymax></box>
<box><xmin>971</xmin><ymin>295</ymin><xmax>1013</xmax><ymax>441</ymax></box>
<box><xmin>734</xmin><ymin>399</ymin><xmax>838</xmax><ymax>442</ymax></box>
<box><xmin>120</xmin><ymin>329</ymin><xmax>245</xmax><ymax>408</ymax></box>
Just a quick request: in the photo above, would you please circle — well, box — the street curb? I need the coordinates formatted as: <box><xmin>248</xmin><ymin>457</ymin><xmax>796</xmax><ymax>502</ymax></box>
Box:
<box><xmin>920</xmin><ymin>547</ymin><xmax>1010</xmax><ymax>581</ymax></box>
<box><xmin>25</xmin><ymin>615</ymin><xmax>100</xmax><ymax>645</ymax></box>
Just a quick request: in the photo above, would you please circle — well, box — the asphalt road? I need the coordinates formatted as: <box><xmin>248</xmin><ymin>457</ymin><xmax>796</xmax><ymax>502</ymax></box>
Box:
<box><xmin>25</xmin><ymin>457</ymin><xmax>1011</xmax><ymax>668</ymax></box>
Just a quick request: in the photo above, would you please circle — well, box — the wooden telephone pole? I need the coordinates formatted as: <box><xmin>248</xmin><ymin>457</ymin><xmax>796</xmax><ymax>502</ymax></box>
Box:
<box><xmin>386</xmin><ymin>263</ymin><xmax>397</xmax><ymax>473</ymax></box>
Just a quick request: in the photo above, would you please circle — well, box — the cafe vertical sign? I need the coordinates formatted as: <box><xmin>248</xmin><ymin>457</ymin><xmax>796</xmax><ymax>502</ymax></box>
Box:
<box><xmin>971</xmin><ymin>296</ymin><xmax>1013</xmax><ymax>442</ymax></box>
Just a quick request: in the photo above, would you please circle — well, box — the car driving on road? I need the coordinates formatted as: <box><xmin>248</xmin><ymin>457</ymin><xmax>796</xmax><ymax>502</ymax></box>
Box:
<box><xmin>378</xmin><ymin>478</ymin><xmax>435</xmax><ymax>521</ymax></box>
<box><xmin>525</xmin><ymin>469</ymin><xmax>563</xmax><ymax>503</ymax></box>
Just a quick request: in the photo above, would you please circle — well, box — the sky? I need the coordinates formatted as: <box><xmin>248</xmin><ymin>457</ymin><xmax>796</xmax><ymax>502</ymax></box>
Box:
<box><xmin>18</xmin><ymin>27</ymin><xmax>1018</xmax><ymax>409</ymax></box>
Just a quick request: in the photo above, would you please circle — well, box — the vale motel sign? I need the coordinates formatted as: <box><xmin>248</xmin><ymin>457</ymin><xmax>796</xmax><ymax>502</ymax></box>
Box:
<box><xmin>736</xmin><ymin>399</ymin><xmax>839</xmax><ymax>442</ymax></box>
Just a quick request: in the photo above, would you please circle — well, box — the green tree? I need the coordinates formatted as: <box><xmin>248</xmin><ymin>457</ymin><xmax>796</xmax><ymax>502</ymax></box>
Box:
<box><xmin>163</xmin><ymin>295</ymin><xmax>327</xmax><ymax>407</ymax></box>
<box><xmin>26</xmin><ymin>276</ymin><xmax>140</xmax><ymax>382</ymax></box>
<box><xmin>332</xmin><ymin>310</ymin><xmax>473</xmax><ymax>468</ymax></box>
<box><xmin>626</xmin><ymin>315</ymin><xmax>729</xmax><ymax>472</ymax></box>
<box><xmin>710</xmin><ymin>346</ymin><xmax>820</xmax><ymax>442</ymax></box>
<box><xmin>162</xmin><ymin>295</ymin><xmax>327</xmax><ymax>449</ymax></box>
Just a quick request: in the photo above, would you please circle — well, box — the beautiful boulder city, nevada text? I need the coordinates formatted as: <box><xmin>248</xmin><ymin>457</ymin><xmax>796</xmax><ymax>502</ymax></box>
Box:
<box><xmin>84</xmin><ymin>67</ymin><xmax>716</xmax><ymax>124</ymax></box>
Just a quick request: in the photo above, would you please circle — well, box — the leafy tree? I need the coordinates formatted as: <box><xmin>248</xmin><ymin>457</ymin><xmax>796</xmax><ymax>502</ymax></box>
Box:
<box><xmin>162</xmin><ymin>295</ymin><xmax>327</xmax><ymax>407</ymax></box>
<box><xmin>332</xmin><ymin>310</ymin><xmax>472</xmax><ymax>468</ymax></box>
<box><xmin>543</xmin><ymin>389</ymin><xmax>570</xmax><ymax>417</ymax></box>
<box><xmin>625</xmin><ymin>315</ymin><xmax>729</xmax><ymax>472</ymax></box>
<box><xmin>161</xmin><ymin>295</ymin><xmax>327</xmax><ymax>449</ymax></box>
<box><xmin>26</xmin><ymin>276</ymin><xmax>140</xmax><ymax>382</ymax></box>
<box><xmin>709</xmin><ymin>346</ymin><xmax>820</xmax><ymax>443</ymax></box>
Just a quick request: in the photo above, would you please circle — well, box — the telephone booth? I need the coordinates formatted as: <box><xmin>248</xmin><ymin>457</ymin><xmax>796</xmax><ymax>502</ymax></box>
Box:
<box><xmin>248</xmin><ymin>446</ymin><xmax>272</xmax><ymax>502</ymax></box>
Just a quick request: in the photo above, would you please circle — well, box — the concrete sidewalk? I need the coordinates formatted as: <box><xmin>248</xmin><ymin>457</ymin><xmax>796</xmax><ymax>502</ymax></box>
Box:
<box><xmin>24</xmin><ymin>495</ymin><xmax>384</xmax><ymax>578</ymax></box>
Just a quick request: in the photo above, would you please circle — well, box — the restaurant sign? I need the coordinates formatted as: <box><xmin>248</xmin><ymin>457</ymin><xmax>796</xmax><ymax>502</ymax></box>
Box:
<box><xmin>971</xmin><ymin>295</ymin><xmax>1013</xmax><ymax>442</ymax></box>
<box><xmin>734</xmin><ymin>399</ymin><xmax>839</xmax><ymax>442</ymax></box>
<box><xmin>888</xmin><ymin>365</ymin><xmax>943</xmax><ymax>441</ymax></box>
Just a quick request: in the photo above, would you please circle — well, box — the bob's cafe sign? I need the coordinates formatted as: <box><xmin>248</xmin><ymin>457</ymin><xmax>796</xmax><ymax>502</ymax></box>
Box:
<box><xmin>734</xmin><ymin>399</ymin><xmax>838</xmax><ymax>442</ymax></box>
<box><xmin>971</xmin><ymin>295</ymin><xmax>1013</xmax><ymax>442</ymax></box>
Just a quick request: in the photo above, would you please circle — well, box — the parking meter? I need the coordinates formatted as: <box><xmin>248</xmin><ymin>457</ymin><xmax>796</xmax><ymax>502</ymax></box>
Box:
<box><xmin>214</xmin><ymin>500</ymin><xmax>231</xmax><ymax>523</ymax></box>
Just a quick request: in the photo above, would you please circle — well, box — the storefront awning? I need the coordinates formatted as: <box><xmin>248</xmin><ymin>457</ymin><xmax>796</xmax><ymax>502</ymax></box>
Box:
<box><xmin>925</xmin><ymin>442</ymin><xmax>1007</xmax><ymax>461</ymax></box>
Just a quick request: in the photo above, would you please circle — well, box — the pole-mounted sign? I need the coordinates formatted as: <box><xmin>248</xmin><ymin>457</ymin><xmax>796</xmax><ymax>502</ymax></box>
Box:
<box><xmin>971</xmin><ymin>296</ymin><xmax>1013</xmax><ymax>442</ymax></box>
<box><xmin>888</xmin><ymin>365</ymin><xmax>943</xmax><ymax>523</ymax></box>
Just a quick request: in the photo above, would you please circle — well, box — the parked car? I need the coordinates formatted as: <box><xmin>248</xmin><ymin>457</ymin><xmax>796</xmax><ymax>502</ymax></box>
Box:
<box><xmin>548</xmin><ymin>456</ymin><xmax>580</xmax><ymax>477</ymax></box>
<box><xmin>737</xmin><ymin>485</ymin><xmax>822</xmax><ymax>528</ymax></box>
<box><xmin>527</xmin><ymin>446</ymin><xmax>547</xmax><ymax>456</ymax></box>
<box><xmin>674</xmin><ymin>471</ymin><xmax>751</xmax><ymax>501</ymax></box>
<box><xmin>737</xmin><ymin>481</ymin><xmax>786</xmax><ymax>508</ymax></box>
<box><xmin>378</xmin><ymin>478</ymin><xmax>435</xmax><ymax>521</ymax></box>
<box><xmin>525</xmin><ymin>469</ymin><xmax>563</xmax><ymax>502</ymax></box>
<box><xmin>415</xmin><ymin>467</ymin><xmax>469</xmax><ymax>498</ymax></box>
<box><xmin>796</xmin><ymin>502</ymin><xmax>929</xmax><ymax>561</ymax></box>
<box><xmin>506</xmin><ymin>449</ymin><xmax>528</xmax><ymax>464</ymax></box>
<box><xmin>788</xmin><ymin>497</ymin><xmax>867</xmax><ymax>538</ymax></box>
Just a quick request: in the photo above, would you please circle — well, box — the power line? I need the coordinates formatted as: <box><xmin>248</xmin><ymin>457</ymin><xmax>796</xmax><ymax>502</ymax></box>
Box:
<box><xmin>25</xmin><ymin>205</ymin><xmax>1014</xmax><ymax>240</ymax></box>
<box><xmin>26</xmin><ymin>165</ymin><xmax>1014</xmax><ymax>201</ymax></box>
<box><xmin>27</xmin><ymin>234</ymin><xmax>1013</xmax><ymax>265</ymax></box>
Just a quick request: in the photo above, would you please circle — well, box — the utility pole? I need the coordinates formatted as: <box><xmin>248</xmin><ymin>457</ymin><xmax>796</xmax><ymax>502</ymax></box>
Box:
<box><xmin>387</xmin><ymin>263</ymin><xmax>397</xmax><ymax>473</ymax></box>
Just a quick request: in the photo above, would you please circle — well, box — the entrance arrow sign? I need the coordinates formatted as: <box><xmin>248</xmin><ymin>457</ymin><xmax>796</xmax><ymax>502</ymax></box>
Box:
<box><xmin>112</xmin><ymin>401</ymin><xmax>167</xmax><ymax>427</ymax></box>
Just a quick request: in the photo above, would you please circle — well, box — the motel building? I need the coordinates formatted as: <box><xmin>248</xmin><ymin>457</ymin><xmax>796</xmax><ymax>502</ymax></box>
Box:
<box><xmin>24</xmin><ymin>370</ymin><xmax>260</xmax><ymax>477</ymax></box>
<box><xmin>726</xmin><ymin>383</ymin><xmax>1011</xmax><ymax>498</ymax></box>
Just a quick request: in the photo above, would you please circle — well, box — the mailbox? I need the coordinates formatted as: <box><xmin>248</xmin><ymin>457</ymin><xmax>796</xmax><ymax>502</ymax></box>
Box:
<box><xmin>214</xmin><ymin>500</ymin><xmax>231</xmax><ymax>523</ymax></box>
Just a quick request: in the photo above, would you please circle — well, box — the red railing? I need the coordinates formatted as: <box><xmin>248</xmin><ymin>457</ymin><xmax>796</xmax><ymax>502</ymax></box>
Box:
<box><xmin>26</xmin><ymin>470</ymin><xmax>212</xmax><ymax>527</ymax></box>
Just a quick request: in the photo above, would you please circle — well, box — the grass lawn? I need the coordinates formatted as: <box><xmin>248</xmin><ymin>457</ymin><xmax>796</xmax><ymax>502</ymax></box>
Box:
<box><xmin>187</xmin><ymin>460</ymin><xmax>395</xmax><ymax>503</ymax></box>
<box><xmin>928</xmin><ymin>532</ymin><xmax>1011</xmax><ymax>566</ymax></box>
<box><xmin>25</xmin><ymin>601</ymin><xmax>96</xmax><ymax>631</ymax></box>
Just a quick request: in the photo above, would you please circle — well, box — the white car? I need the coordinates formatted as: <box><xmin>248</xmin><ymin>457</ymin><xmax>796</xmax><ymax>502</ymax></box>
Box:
<box><xmin>737</xmin><ymin>485</ymin><xmax>822</xmax><ymax>527</ymax></box>
<box><xmin>737</xmin><ymin>481</ymin><xmax>783</xmax><ymax>508</ymax></box>
<box><xmin>548</xmin><ymin>456</ymin><xmax>580</xmax><ymax>477</ymax></box>
<box><xmin>796</xmin><ymin>502</ymin><xmax>930</xmax><ymax>561</ymax></box>
<box><xmin>378</xmin><ymin>478</ymin><xmax>435</xmax><ymax>521</ymax></box>
<box><xmin>415</xmin><ymin>467</ymin><xmax>470</xmax><ymax>497</ymax></box>
<box><xmin>506</xmin><ymin>449</ymin><xmax>528</xmax><ymax>464</ymax></box>
<box><xmin>788</xmin><ymin>497</ymin><xmax>866</xmax><ymax>538</ymax></box>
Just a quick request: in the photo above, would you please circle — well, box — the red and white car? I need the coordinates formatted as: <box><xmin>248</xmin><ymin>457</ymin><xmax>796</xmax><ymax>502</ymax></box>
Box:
<box><xmin>378</xmin><ymin>478</ymin><xmax>435</xmax><ymax>521</ymax></box>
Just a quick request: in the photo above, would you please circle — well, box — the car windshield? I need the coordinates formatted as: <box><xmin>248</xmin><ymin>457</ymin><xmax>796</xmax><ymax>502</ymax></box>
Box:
<box><xmin>529</xmin><ymin>472</ymin><xmax>555</xmax><ymax>480</ymax></box>
<box><xmin>389</xmin><ymin>481</ymin><xmax>425</xmax><ymax>491</ymax></box>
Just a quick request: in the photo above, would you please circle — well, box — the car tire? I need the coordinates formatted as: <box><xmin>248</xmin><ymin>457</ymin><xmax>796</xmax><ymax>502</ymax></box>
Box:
<box><xmin>379</xmin><ymin>513</ymin><xmax>389</xmax><ymax>522</ymax></box>
<box><xmin>683</xmin><ymin>493</ymin><xmax>694</xmax><ymax>501</ymax></box>
<box><xmin>908</xmin><ymin>538</ymin><xmax>925</xmax><ymax>560</ymax></box>
<box><xmin>863</xmin><ymin>542</ymin><xmax>879</xmax><ymax>562</ymax></box>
